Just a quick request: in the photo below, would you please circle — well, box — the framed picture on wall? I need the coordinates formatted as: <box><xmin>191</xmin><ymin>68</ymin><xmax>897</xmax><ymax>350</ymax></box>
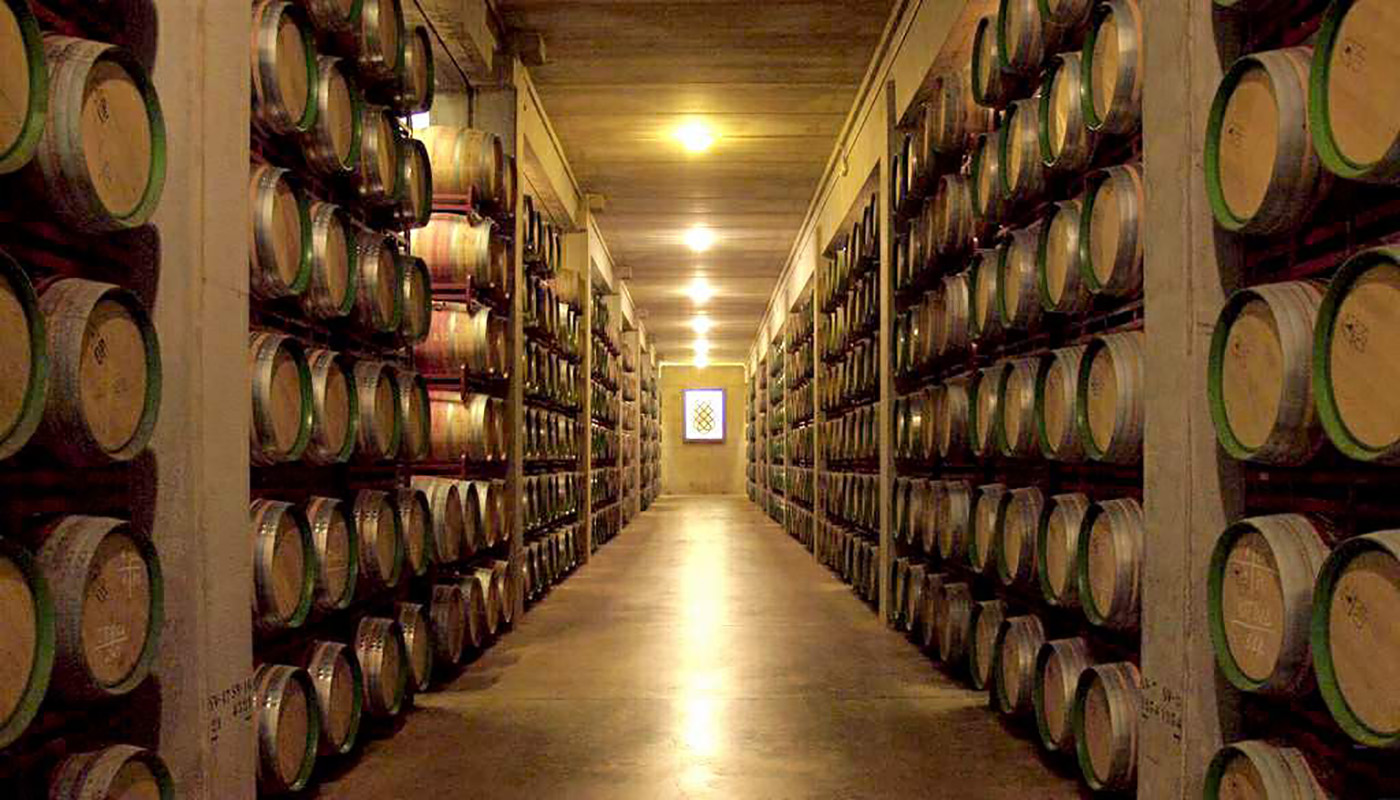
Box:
<box><xmin>683</xmin><ymin>388</ymin><xmax>726</xmax><ymax>443</ymax></box>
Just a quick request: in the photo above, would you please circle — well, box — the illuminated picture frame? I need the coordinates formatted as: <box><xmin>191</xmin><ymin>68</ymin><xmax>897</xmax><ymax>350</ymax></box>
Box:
<box><xmin>683</xmin><ymin>388</ymin><xmax>726</xmax><ymax>443</ymax></box>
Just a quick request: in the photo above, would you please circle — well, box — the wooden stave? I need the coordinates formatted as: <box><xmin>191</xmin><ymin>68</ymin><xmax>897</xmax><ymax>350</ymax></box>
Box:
<box><xmin>972</xmin><ymin>14</ymin><xmax>1029</xmax><ymax>109</ymax></box>
<box><xmin>254</xmin><ymin>662</ymin><xmax>320</xmax><ymax>794</ymax></box>
<box><xmin>997</xmin><ymin>223</ymin><xmax>1046</xmax><ymax>332</ymax></box>
<box><xmin>969</xmin><ymin>598</ymin><xmax>1008</xmax><ymax>691</ymax></box>
<box><xmin>938</xmin><ymin>272</ymin><xmax>972</xmax><ymax>355</ymax></box>
<box><xmin>1311</xmin><ymin>247</ymin><xmax>1400</xmax><ymax>463</ymax></box>
<box><xmin>351</xmin><ymin>359</ymin><xmax>400</xmax><ymax>461</ymax></box>
<box><xmin>970</xmin><ymin>133</ymin><xmax>1007</xmax><ymax>233</ymax></box>
<box><xmin>25</xmin><ymin>35</ymin><xmax>167</xmax><ymax>231</ymax></box>
<box><xmin>1203</xmin><ymin>740</ymin><xmax>1329</xmax><ymax>800</ymax></box>
<box><xmin>1037</xmin><ymin>197</ymin><xmax>1094</xmax><ymax>315</ymax></box>
<box><xmin>1037</xmin><ymin>491</ymin><xmax>1091</xmax><ymax>607</ymax></box>
<box><xmin>346</xmin><ymin>0</ymin><xmax>405</xmax><ymax>84</ymax></box>
<box><xmin>932</xmin><ymin>173</ymin><xmax>976</xmax><ymax>262</ymax></box>
<box><xmin>49</xmin><ymin>744</ymin><xmax>175</xmax><ymax>800</ymax></box>
<box><xmin>250</xmin><ymin>165</ymin><xmax>313</xmax><ymax>301</ymax></box>
<box><xmin>0</xmin><ymin>248</ymin><xmax>48</xmax><ymax>460</ymax></box>
<box><xmin>1071</xmin><ymin>661</ymin><xmax>1141</xmax><ymax>792</ymax></box>
<box><xmin>1079</xmin><ymin>163</ymin><xmax>1144</xmax><ymax>298</ymax></box>
<box><xmin>938</xmin><ymin>582</ymin><xmax>974</xmax><ymax>671</ymax></box>
<box><xmin>300</xmin><ymin>56</ymin><xmax>361</xmax><ymax>176</ymax></box>
<box><xmin>936</xmin><ymin>376</ymin><xmax>972</xmax><ymax>459</ymax></box>
<box><xmin>1077</xmin><ymin>497</ymin><xmax>1144</xmax><ymax>631</ymax></box>
<box><xmin>353</xmin><ymin>105</ymin><xmax>400</xmax><ymax>207</ymax></box>
<box><xmin>1309</xmin><ymin>0</ymin><xmax>1400</xmax><ymax>185</ymax></box>
<box><xmin>297</xmin><ymin>0</ymin><xmax>363</xmax><ymax>35</ymax></box>
<box><xmin>999</xmin><ymin>97</ymin><xmax>1049</xmax><ymax>207</ymax></box>
<box><xmin>398</xmin><ymin>25</ymin><xmax>435</xmax><ymax>115</ymax></box>
<box><xmin>251</xmin><ymin>0</ymin><xmax>318</xmax><ymax>137</ymax></box>
<box><xmin>997</xmin><ymin>0</ymin><xmax>1065</xmax><ymax>76</ymax></box>
<box><xmin>997</xmin><ymin>486</ymin><xmax>1045</xmax><ymax>587</ymax></box>
<box><xmin>1081</xmin><ymin>0</ymin><xmax>1143</xmax><ymax>135</ymax></box>
<box><xmin>1035</xmin><ymin>344</ymin><xmax>1089</xmax><ymax>460</ymax></box>
<box><xmin>0</xmin><ymin>537</ymin><xmax>53</xmax><ymax>749</ymax></box>
<box><xmin>430</xmin><ymin>583</ymin><xmax>468</xmax><ymax>667</ymax></box>
<box><xmin>1039</xmin><ymin>51</ymin><xmax>1099</xmax><ymax>173</ymax></box>
<box><xmin>354</xmin><ymin>230</ymin><xmax>403</xmax><ymax>333</ymax></box>
<box><xmin>411</xmin><ymin>476</ymin><xmax>463</xmax><ymax>564</ymax></box>
<box><xmin>1206</xmin><ymin>47</ymin><xmax>1333</xmax><ymax>235</ymax></box>
<box><xmin>304</xmin><ymin>348</ymin><xmax>358</xmax><ymax>465</ymax></box>
<box><xmin>969</xmin><ymin>248</ymin><xmax>1004</xmax><ymax>343</ymax></box>
<box><xmin>998</xmin><ymin>355</ymin><xmax>1045</xmax><ymax>457</ymax></box>
<box><xmin>461</xmin><ymin>573</ymin><xmax>486</xmax><ymax>650</ymax></box>
<box><xmin>395</xmin><ymin>138</ymin><xmax>433</xmax><ymax>230</ymax></box>
<box><xmin>1208</xmin><ymin>514</ymin><xmax>1329</xmax><ymax>697</ymax></box>
<box><xmin>971</xmin><ymin>482</ymin><xmax>1009</xmax><ymax>574</ymax></box>
<box><xmin>470</xmin><ymin>566</ymin><xmax>500</xmax><ymax>637</ymax></box>
<box><xmin>411</xmin><ymin>213</ymin><xmax>502</xmax><ymax>290</ymax></box>
<box><xmin>353</xmin><ymin>615</ymin><xmax>408</xmax><ymax>718</ymax></box>
<box><xmin>301</xmin><ymin>202</ymin><xmax>358</xmax><ymax>320</ymax></box>
<box><xmin>395</xmin><ymin>486</ymin><xmax>434</xmax><ymax>577</ymax></box>
<box><xmin>1077</xmin><ymin>331</ymin><xmax>1145</xmax><ymax>464</ymax></box>
<box><xmin>0</xmin><ymin>0</ymin><xmax>47</xmax><ymax>175</ymax></box>
<box><xmin>304</xmin><ymin>496</ymin><xmax>358</xmax><ymax>612</ymax></box>
<box><xmin>250</xmin><ymin>332</ymin><xmax>313</xmax><ymax>465</ymax></box>
<box><xmin>971</xmin><ymin>362</ymin><xmax>1010</xmax><ymax>456</ymax></box>
<box><xmin>419</xmin><ymin>126</ymin><xmax>502</xmax><ymax>205</ymax></box>
<box><xmin>993</xmin><ymin>614</ymin><xmax>1047</xmax><ymax>716</ymax></box>
<box><xmin>1033</xmin><ymin>637</ymin><xmax>1093</xmax><ymax>753</ymax></box>
<box><xmin>1208</xmin><ymin>281</ymin><xmax>1325</xmax><ymax>464</ymax></box>
<box><xmin>351</xmin><ymin>489</ymin><xmax>402</xmax><ymax>591</ymax></box>
<box><xmin>493</xmin><ymin>560</ymin><xmax>515</xmax><ymax>626</ymax></box>
<box><xmin>395</xmin><ymin>601</ymin><xmax>433</xmax><ymax>693</ymax></box>
<box><xmin>936</xmin><ymin>479</ymin><xmax>974</xmax><ymax>563</ymax></box>
<box><xmin>302</xmin><ymin>639</ymin><xmax>363</xmax><ymax>757</ymax></box>
<box><xmin>251</xmin><ymin>500</ymin><xmax>315</xmax><ymax>635</ymax></box>
<box><xmin>392</xmin><ymin>367</ymin><xmax>429</xmax><ymax>462</ymax></box>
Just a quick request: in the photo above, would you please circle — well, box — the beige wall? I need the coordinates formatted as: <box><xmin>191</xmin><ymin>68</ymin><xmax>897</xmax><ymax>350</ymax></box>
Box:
<box><xmin>660</xmin><ymin>365</ymin><xmax>747</xmax><ymax>494</ymax></box>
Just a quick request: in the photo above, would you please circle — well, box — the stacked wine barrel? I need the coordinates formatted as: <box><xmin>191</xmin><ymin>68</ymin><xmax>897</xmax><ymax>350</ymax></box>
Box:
<box><xmin>0</xmin><ymin>0</ymin><xmax>171</xmax><ymax>778</ymax></box>
<box><xmin>1200</xmin><ymin>3</ymin><xmax>1400</xmax><ymax>793</ymax></box>
<box><xmin>589</xmin><ymin>288</ymin><xmax>626</xmax><ymax>550</ymax></box>
<box><xmin>785</xmin><ymin>291</ymin><xmax>818</xmax><ymax>553</ymax></box>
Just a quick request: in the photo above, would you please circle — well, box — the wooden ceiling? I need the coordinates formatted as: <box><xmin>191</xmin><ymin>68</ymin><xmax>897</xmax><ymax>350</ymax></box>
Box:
<box><xmin>496</xmin><ymin>0</ymin><xmax>895</xmax><ymax>362</ymax></box>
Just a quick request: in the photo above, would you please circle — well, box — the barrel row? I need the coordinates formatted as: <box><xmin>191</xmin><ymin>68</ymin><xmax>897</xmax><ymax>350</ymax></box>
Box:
<box><xmin>524</xmin><ymin>406</ymin><xmax>580</xmax><ymax>463</ymax></box>
<box><xmin>787</xmin><ymin>505</ymin><xmax>816</xmax><ymax>549</ymax></box>
<box><xmin>819</xmin><ymin>472</ymin><xmax>879</xmax><ymax>532</ymax></box>
<box><xmin>821</xmin><ymin>338</ymin><xmax>879</xmax><ymax>411</ymax></box>
<box><xmin>786</xmin><ymin>466</ymin><xmax>816</xmax><ymax>508</ymax></box>
<box><xmin>522</xmin><ymin>195</ymin><xmax>565</xmax><ymax>277</ymax></box>
<box><xmin>523</xmin><ymin>525</ymin><xmax>580</xmax><ymax>602</ymax></box>
<box><xmin>523</xmin><ymin>472</ymin><xmax>581</xmax><ymax>533</ymax></box>
<box><xmin>818</xmin><ymin>194</ymin><xmax>880</xmax><ymax>312</ymax></box>
<box><xmin>524</xmin><ymin>340</ymin><xmax>580</xmax><ymax>409</ymax></box>
<box><xmin>524</xmin><ymin>272</ymin><xmax>583</xmax><ymax>357</ymax></box>
<box><xmin>821</xmin><ymin>403</ymin><xmax>878</xmax><ymax>463</ymax></box>
<box><xmin>815</xmin><ymin>521</ymin><xmax>881</xmax><ymax>608</ymax></box>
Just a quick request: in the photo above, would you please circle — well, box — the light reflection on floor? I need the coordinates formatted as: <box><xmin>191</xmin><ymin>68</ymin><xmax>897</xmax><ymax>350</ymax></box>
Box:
<box><xmin>676</xmin><ymin>516</ymin><xmax>728</xmax><ymax>790</ymax></box>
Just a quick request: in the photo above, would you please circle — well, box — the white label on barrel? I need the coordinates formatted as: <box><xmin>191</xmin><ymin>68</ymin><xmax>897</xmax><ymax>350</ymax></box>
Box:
<box><xmin>0</xmin><ymin>2</ymin><xmax>29</xmax><ymax>152</ymax></box>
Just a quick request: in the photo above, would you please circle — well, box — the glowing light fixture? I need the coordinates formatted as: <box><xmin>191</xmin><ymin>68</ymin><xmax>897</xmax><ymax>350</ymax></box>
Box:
<box><xmin>692</xmin><ymin>338</ymin><xmax>711</xmax><ymax>354</ymax></box>
<box><xmin>410</xmin><ymin>111</ymin><xmax>431</xmax><ymax>130</ymax></box>
<box><xmin>684</xmin><ymin>226</ymin><xmax>716</xmax><ymax>253</ymax></box>
<box><xmin>694</xmin><ymin>352</ymin><xmax>710</xmax><ymax>369</ymax></box>
<box><xmin>690</xmin><ymin>315</ymin><xmax>714</xmax><ymax>335</ymax></box>
<box><xmin>687</xmin><ymin>277</ymin><xmax>716</xmax><ymax>306</ymax></box>
<box><xmin>675</xmin><ymin>121</ymin><xmax>717</xmax><ymax>153</ymax></box>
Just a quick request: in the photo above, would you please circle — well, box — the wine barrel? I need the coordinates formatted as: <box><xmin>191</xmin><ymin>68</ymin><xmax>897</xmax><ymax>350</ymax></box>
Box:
<box><xmin>303</xmin><ymin>640</ymin><xmax>362</xmax><ymax>757</ymax></box>
<box><xmin>396</xmin><ymin>487</ymin><xmax>433</xmax><ymax>578</ymax></box>
<box><xmin>1082</xmin><ymin>0</ymin><xmax>1143</xmax><ymax>134</ymax></box>
<box><xmin>353</xmin><ymin>615</ymin><xmax>408</xmax><ymax>718</ymax></box>
<box><xmin>49</xmin><ymin>744</ymin><xmax>174</xmax><ymax>800</ymax></box>
<box><xmin>997</xmin><ymin>486</ymin><xmax>1044</xmax><ymax>587</ymax></box>
<box><xmin>352</xmin><ymin>489</ymin><xmax>402</xmax><ymax>590</ymax></box>
<box><xmin>1209</xmin><ymin>281</ymin><xmax>1324</xmax><ymax>464</ymax></box>
<box><xmin>1036</xmin><ymin>344</ymin><xmax>1088</xmax><ymax>460</ymax></box>
<box><xmin>928</xmin><ymin>68</ymin><xmax>992</xmax><ymax>158</ymax></box>
<box><xmin>997</xmin><ymin>0</ymin><xmax>1064</xmax><ymax>76</ymax></box>
<box><xmin>934</xmin><ymin>479</ymin><xmax>972</xmax><ymax>563</ymax></box>
<box><xmin>470</xmin><ymin>566</ymin><xmax>501</xmax><ymax>637</ymax></box>
<box><xmin>412</xmin><ymin>214</ymin><xmax>507</xmax><ymax>292</ymax></box>
<box><xmin>1312</xmin><ymin>247</ymin><xmax>1400</xmax><ymax>462</ymax></box>
<box><xmin>430</xmin><ymin>583</ymin><xmax>467</xmax><ymax>666</ymax></box>
<box><xmin>249</xmin><ymin>165</ymin><xmax>311</xmax><ymax>301</ymax></box>
<box><xmin>993</xmin><ymin>614</ymin><xmax>1046</xmax><ymax>717</ymax></box>
<box><xmin>250</xmin><ymin>332</ymin><xmax>311</xmax><ymax>465</ymax></box>
<box><xmin>1078</xmin><ymin>331</ymin><xmax>1144</xmax><ymax>463</ymax></box>
<box><xmin>998</xmin><ymin>223</ymin><xmax>1045</xmax><ymax>332</ymax></box>
<box><xmin>251</xmin><ymin>1</ymin><xmax>317</xmax><ymax>137</ymax></box>
<box><xmin>415</xmin><ymin>303</ymin><xmax>500</xmax><ymax>377</ymax></box>
<box><xmin>38</xmin><ymin>516</ymin><xmax>159</xmax><ymax>695</ymax></box>
<box><xmin>930</xmin><ymin>173</ymin><xmax>975</xmax><ymax>261</ymax></box>
<box><xmin>1034</xmin><ymin>637</ymin><xmax>1093</xmax><ymax>754</ymax></box>
<box><xmin>969</xmin><ymin>249</ymin><xmax>1003</xmax><ymax>342</ymax></box>
<box><xmin>461</xmin><ymin>572</ymin><xmax>486</xmax><ymax>650</ymax></box>
<box><xmin>26</xmin><ymin>36</ymin><xmax>167</xmax><ymax>231</ymax></box>
<box><xmin>972</xmin><ymin>15</ymin><xmax>1027</xmax><ymax>108</ymax></box>
<box><xmin>1207</xmin><ymin>47</ymin><xmax>1331</xmax><ymax>235</ymax></box>
<box><xmin>1037</xmin><ymin>198</ymin><xmax>1093</xmax><ymax>315</ymax></box>
<box><xmin>394</xmin><ymin>368</ymin><xmax>429</xmax><ymax>462</ymax></box>
<box><xmin>937</xmin><ymin>272</ymin><xmax>972</xmax><ymax>355</ymax></box>
<box><xmin>935</xmin><ymin>376</ymin><xmax>972</xmax><ymax>459</ymax></box>
<box><xmin>971</xmin><ymin>362</ymin><xmax>1009</xmax><ymax>456</ymax></box>
<box><xmin>397</xmin><ymin>25</ymin><xmax>434</xmax><ymax>115</ymax></box>
<box><xmin>999</xmin><ymin>97</ymin><xmax>1048</xmax><ymax>205</ymax></box>
<box><xmin>1311</xmin><ymin>0</ymin><xmax>1400</xmax><ymax>185</ymax></box>
<box><xmin>301</xmin><ymin>202</ymin><xmax>356</xmax><ymax>320</ymax></box>
<box><xmin>1209</xmin><ymin>514</ymin><xmax>1329</xmax><ymax>697</ymax></box>
<box><xmin>969</xmin><ymin>598</ymin><xmax>1007</xmax><ymax>691</ymax></box>
<box><xmin>396</xmin><ymin>601</ymin><xmax>433</xmax><ymax>693</ymax></box>
<box><xmin>411</xmin><ymin>477</ymin><xmax>463</xmax><ymax>564</ymax></box>
<box><xmin>348</xmin><ymin>0</ymin><xmax>404</xmax><ymax>84</ymax></box>
<box><xmin>1072</xmin><ymin>661</ymin><xmax>1141</xmax><ymax>792</ymax></box>
<box><xmin>1038</xmin><ymin>492</ymin><xmax>1091</xmax><ymax>607</ymax></box>
<box><xmin>1080</xmin><ymin>163</ymin><xmax>1143</xmax><ymax>298</ymax></box>
<box><xmin>0</xmin><ymin>249</ymin><xmax>47</xmax><ymax>461</ymax></box>
<box><xmin>971</xmin><ymin>483</ymin><xmax>1008</xmax><ymax>574</ymax></box>
<box><xmin>299</xmin><ymin>0</ymin><xmax>360</xmax><ymax>35</ymax></box>
<box><xmin>426</xmin><ymin>392</ymin><xmax>465</xmax><ymax>461</ymax></box>
<box><xmin>304</xmin><ymin>348</ymin><xmax>356</xmax><ymax>465</ymax></box>
<box><xmin>1078</xmin><ymin>497</ymin><xmax>1144</xmax><ymax>630</ymax></box>
<box><xmin>1310</xmin><ymin>530</ymin><xmax>1400</xmax><ymax>746</ymax></box>
<box><xmin>0</xmin><ymin>538</ymin><xmax>52</xmax><ymax>748</ymax></box>
<box><xmin>354</xmin><ymin>105</ymin><xmax>400</xmax><ymax>208</ymax></box>
<box><xmin>353</xmin><ymin>231</ymin><xmax>402</xmax><ymax>333</ymax></box>
<box><xmin>938</xmin><ymin>582</ymin><xmax>974</xmax><ymax>671</ymax></box>
<box><xmin>419</xmin><ymin>126</ymin><xmax>503</xmax><ymax>205</ymax></box>
<box><xmin>1203</xmin><ymin>740</ymin><xmax>1328</xmax><ymax>800</ymax></box>
<box><xmin>395</xmin><ymin>137</ymin><xmax>432</xmax><ymax>230</ymax></box>
<box><xmin>919</xmin><ymin>571</ymin><xmax>948</xmax><ymax>653</ymax></box>
<box><xmin>970</xmin><ymin>134</ymin><xmax>1006</xmax><ymax>231</ymax></box>
<box><xmin>352</xmin><ymin>359</ymin><xmax>400</xmax><ymax>460</ymax></box>
<box><xmin>304</xmin><ymin>497</ymin><xmax>356</xmax><ymax>613</ymax></box>
<box><xmin>1040</xmin><ymin>52</ymin><xmax>1098</xmax><ymax>173</ymax></box>
<box><xmin>493</xmin><ymin>560</ymin><xmax>515</xmax><ymax>626</ymax></box>
<box><xmin>251</xmin><ymin>500</ymin><xmax>313</xmax><ymax>634</ymax></box>
<box><xmin>0</xmin><ymin>0</ymin><xmax>45</xmax><ymax>175</ymax></box>
<box><xmin>254</xmin><ymin>663</ymin><xmax>319</xmax><ymax>794</ymax></box>
<box><xmin>999</xmin><ymin>355</ymin><xmax>1045</xmax><ymax>457</ymax></box>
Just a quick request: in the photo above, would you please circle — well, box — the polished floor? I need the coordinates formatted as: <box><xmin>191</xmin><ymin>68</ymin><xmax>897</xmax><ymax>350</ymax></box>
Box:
<box><xmin>318</xmin><ymin>495</ymin><xmax>1083</xmax><ymax>799</ymax></box>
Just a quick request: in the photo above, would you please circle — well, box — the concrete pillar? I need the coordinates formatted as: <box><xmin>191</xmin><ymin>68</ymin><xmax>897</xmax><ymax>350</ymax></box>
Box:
<box><xmin>148</xmin><ymin>2</ymin><xmax>255</xmax><ymax>797</ymax></box>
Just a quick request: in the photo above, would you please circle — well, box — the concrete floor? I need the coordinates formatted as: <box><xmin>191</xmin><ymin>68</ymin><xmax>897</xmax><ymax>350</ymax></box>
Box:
<box><xmin>317</xmin><ymin>495</ymin><xmax>1084</xmax><ymax>799</ymax></box>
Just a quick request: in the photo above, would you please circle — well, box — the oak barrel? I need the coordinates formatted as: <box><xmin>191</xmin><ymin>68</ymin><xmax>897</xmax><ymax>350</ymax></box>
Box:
<box><xmin>1077</xmin><ymin>497</ymin><xmax>1143</xmax><ymax>630</ymax></box>
<box><xmin>249</xmin><ymin>164</ymin><xmax>311</xmax><ymax>300</ymax></box>
<box><xmin>1082</xmin><ymin>0</ymin><xmax>1143</xmax><ymax>134</ymax></box>
<box><xmin>396</xmin><ymin>487</ymin><xmax>433</xmax><ymax>578</ymax></box>
<box><xmin>301</xmin><ymin>202</ymin><xmax>356</xmax><ymax>320</ymax></box>
<box><xmin>352</xmin><ymin>489</ymin><xmax>402</xmax><ymax>590</ymax></box>
<box><xmin>353</xmin><ymin>231</ymin><xmax>402</xmax><ymax>333</ymax></box>
<box><xmin>969</xmin><ymin>598</ymin><xmax>1007</xmax><ymax>691</ymax></box>
<box><xmin>972</xmin><ymin>14</ymin><xmax>1027</xmax><ymax>108</ymax></box>
<box><xmin>971</xmin><ymin>362</ymin><xmax>1008</xmax><ymax>456</ymax></box>
<box><xmin>1037</xmin><ymin>197</ymin><xmax>1093</xmax><ymax>315</ymax></box>
<box><xmin>302</xmin><ymin>55</ymin><xmax>360</xmax><ymax>176</ymax></box>
<box><xmin>997</xmin><ymin>0</ymin><xmax>1064</xmax><ymax>76</ymax></box>
<box><xmin>398</xmin><ymin>25</ymin><xmax>434</xmax><ymax>115</ymax></box>
<box><xmin>1080</xmin><ymin>163</ymin><xmax>1144</xmax><ymax>298</ymax></box>
<box><xmin>0</xmin><ymin>0</ymin><xmax>45</xmax><ymax>175</ymax></box>
<box><xmin>935</xmin><ymin>479</ymin><xmax>973</xmax><ymax>564</ymax></box>
<box><xmin>396</xmin><ymin>137</ymin><xmax>432</xmax><ymax>229</ymax></box>
<box><xmin>0</xmin><ymin>537</ymin><xmax>52</xmax><ymax>748</ymax></box>
<box><xmin>352</xmin><ymin>359</ymin><xmax>400</xmax><ymax>460</ymax></box>
<box><xmin>393</xmin><ymin>367</ymin><xmax>429</xmax><ymax>462</ymax></box>
<box><xmin>250</xmin><ymin>332</ymin><xmax>312</xmax><ymax>465</ymax></box>
<box><xmin>0</xmin><ymin>248</ymin><xmax>47</xmax><ymax>461</ymax></box>
<box><xmin>928</xmin><ymin>68</ymin><xmax>992</xmax><ymax>158</ymax></box>
<box><xmin>1037</xmin><ymin>492</ymin><xmax>1091</xmax><ymax>607</ymax></box>
<box><xmin>419</xmin><ymin>126</ymin><xmax>503</xmax><ymax>206</ymax></box>
<box><xmin>304</xmin><ymin>348</ymin><xmax>357</xmax><ymax>465</ymax></box>
<box><xmin>1033</xmin><ymin>637</ymin><xmax>1093</xmax><ymax>754</ymax></box>
<box><xmin>1039</xmin><ymin>52</ymin><xmax>1098</xmax><ymax>173</ymax></box>
<box><xmin>251</xmin><ymin>500</ymin><xmax>313</xmax><ymax>635</ymax></box>
<box><xmin>354</xmin><ymin>105</ymin><xmax>400</xmax><ymax>207</ymax></box>
<box><xmin>396</xmin><ymin>601</ymin><xmax>433</xmax><ymax>693</ymax></box>
<box><xmin>969</xmin><ymin>248</ymin><xmax>1003</xmax><ymax>342</ymax></box>
<box><xmin>1203</xmin><ymin>740</ymin><xmax>1328</xmax><ymax>800</ymax></box>
<box><xmin>49</xmin><ymin>744</ymin><xmax>174</xmax><ymax>800</ymax></box>
<box><xmin>936</xmin><ymin>272</ymin><xmax>971</xmax><ymax>355</ymax></box>
<box><xmin>251</xmin><ymin>1</ymin><xmax>317</xmax><ymax>137</ymax></box>
<box><xmin>997</xmin><ymin>486</ymin><xmax>1044</xmax><ymax>587</ymax></box>
<box><xmin>997</xmin><ymin>223</ymin><xmax>1045</xmax><ymax>332</ymax></box>
<box><xmin>970</xmin><ymin>134</ymin><xmax>1006</xmax><ymax>232</ymax></box>
<box><xmin>938</xmin><ymin>581</ymin><xmax>974</xmax><ymax>672</ymax></box>
<box><xmin>1310</xmin><ymin>0</ymin><xmax>1400</xmax><ymax>185</ymax></box>
<box><xmin>993</xmin><ymin>614</ymin><xmax>1046</xmax><ymax>717</ymax></box>
<box><xmin>971</xmin><ymin>483</ymin><xmax>1008</xmax><ymax>574</ymax></box>
<box><xmin>1035</xmin><ymin>344</ymin><xmax>1088</xmax><ymax>460</ymax></box>
<box><xmin>429</xmin><ymin>583</ymin><xmax>467</xmax><ymax>666</ymax></box>
<box><xmin>1072</xmin><ymin>661</ymin><xmax>1141</xmax><ymax>792</ymax></box>
<box><xmin>304</xmin><ymin>496</ymin><xmax>357</xmax><ymax>613</ymax></box>
<box><xmin>411</xmin><ymin>476</ymin><xmax>464</xmax><ymax>564</ymax></box>
<box><xmin>1077</xmin><ymin>331</ymin><xmax>1144</xmax><ymax>463</ymax></box>
<box><xmin>254</xmin><ymin>663</ymin><xmax>320</xmax><ymax>794</ymax></box>
<box><xmin>353</xmin><ymin>615</ymin><xmax>408</xmax><ymax>718</ymax></box>
<box><xmin>998</xmin><ymin>355</ymin><xmax>1046</xmax><ymax>458</ymax></box>
<box><xmin>401</xmin><ymin>255</ymin><xmax>434</xmax><ymax>343</ymax></box>
<box><xmin>412</xmin><ymin>213</ymin><xmax>506</xmax><ymax>292</ymax></box>
<box><xmin>415</xmin><ymin>303</ymin><xmax>500</xmax><ymax>377</ymax></box>
<box><xmin>935</xmin><ymin>376</ymin><xmax>972</xmax><ymax>459</ymax></box>
<box><xmin>302</xmin><ymin>640</ymin><xmax>362</xmax><ymax>757</ymax></box>
<box><xmin>347</xmin><ymin>0</ymin><xmax>404</xmax><ymax>84</ymax></box>
<box><xmin>999</xmin><ymin>97</ymin><xmax>1048</xmax><ymax>205</ymax></box>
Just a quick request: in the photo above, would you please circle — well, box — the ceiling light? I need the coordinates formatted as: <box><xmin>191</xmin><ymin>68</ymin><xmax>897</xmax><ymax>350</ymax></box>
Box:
<box><xmin>694</xmin><ymin>352</ymin><xmax>710</xmax><ymax>369</ymax></box>
<box><xmin>675</xmin><ymin>122</ymin><xmax>717</xmax><ymax>153</ymax></box>
<box><xmin>687</xmin><ymin>277</ymin><xmax>715</xmax><ymax>306</ymax></box>
<box><xmin>690</xmin><ymin>316</ymin><xmax>714</xmax><ymax>335</ymax></box>
<box><xmin>410</xmin><ymin>111</ymin><xmax>431</xmax><ymax>130</ymax></box>
<box><xmin>684</xmin><ymin>226</ymin><xmax>716</xmax><ymax>253</ymax></box>
<box><xmin>692</xmin><ymin>338</ymin><xmax>711</xmax><ymax>354</ymax></box>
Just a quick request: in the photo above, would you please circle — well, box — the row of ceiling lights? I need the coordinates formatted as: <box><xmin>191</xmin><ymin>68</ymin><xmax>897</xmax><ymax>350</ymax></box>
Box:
<box><xmin>676</xmin><ymin>123</ymin><xmax>717</xmax><ymax>367</ymax></box>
